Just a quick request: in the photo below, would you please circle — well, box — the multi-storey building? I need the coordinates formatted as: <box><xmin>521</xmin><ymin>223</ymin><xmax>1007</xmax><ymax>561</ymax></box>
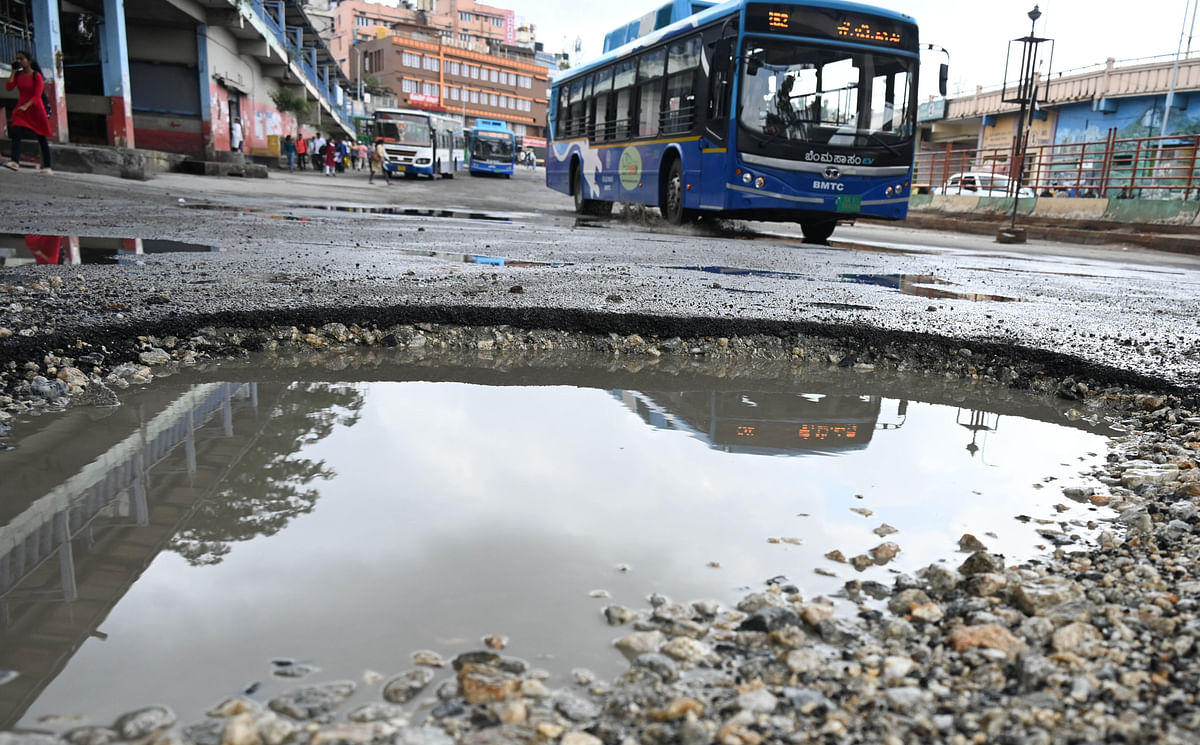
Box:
<box><xmin>358</xmin><ymin>21</ymin><xmax>550</xmax><ymax>140</ymax></box>
<box><xmin>309</xmin><ymin>0</ymin><xmax>520</xmax><ymax>81</ymax></box>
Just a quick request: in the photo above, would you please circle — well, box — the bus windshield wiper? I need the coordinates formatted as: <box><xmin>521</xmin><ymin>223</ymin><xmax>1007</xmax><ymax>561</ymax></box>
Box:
<box><xmin>862</xmin><ymin>131</ymin><xmax>901</xmax><ymax>157</ymax></box>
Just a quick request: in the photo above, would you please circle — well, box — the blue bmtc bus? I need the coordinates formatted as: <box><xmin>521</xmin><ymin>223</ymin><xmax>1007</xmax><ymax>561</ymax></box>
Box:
<box><xmin>546</xmin><ymin>0</ymin><xmax>933</xmax><ymax>242</ymax></box>
<box><xmin>466</xmin><ymin>119</ymin><xmax>518</xmax><ymax>177</ymax></box>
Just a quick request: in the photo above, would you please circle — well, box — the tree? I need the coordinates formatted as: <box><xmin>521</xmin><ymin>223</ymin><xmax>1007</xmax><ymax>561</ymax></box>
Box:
<box><xmin>270</xmin><ymin>87</ymin><xmax>314</xmax><ymax>123</ymax></box>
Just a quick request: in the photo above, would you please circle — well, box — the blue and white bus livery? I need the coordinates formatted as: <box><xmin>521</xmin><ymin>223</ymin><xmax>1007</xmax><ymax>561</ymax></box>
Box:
<box><xmin>545</xmin><ymin>0</ymin><xmax>930</xmax><ymax>243</ymax></box>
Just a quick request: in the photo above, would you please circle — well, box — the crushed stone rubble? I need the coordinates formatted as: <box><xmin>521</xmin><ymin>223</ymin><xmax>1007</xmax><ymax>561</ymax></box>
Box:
<box><xmin>3</xmin><ymin>298</ymin><xmax>1200</xmax><ymax>743</ymax></box>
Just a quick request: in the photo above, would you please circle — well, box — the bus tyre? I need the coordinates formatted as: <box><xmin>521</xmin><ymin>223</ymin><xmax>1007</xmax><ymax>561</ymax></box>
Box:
<box><xmin>661</xmin><ymin>159</ymin><xmax>690</xmax><ymax>226</ymax></box>
<box><xmin>800</xmin><ymin>219</ymin><xmax>836</xmax><ymax>244</ymax></box>
<box><xmin>572</xmin><ymin>162</ymin><xmax>588</xmax><ymax>215</ymax></box>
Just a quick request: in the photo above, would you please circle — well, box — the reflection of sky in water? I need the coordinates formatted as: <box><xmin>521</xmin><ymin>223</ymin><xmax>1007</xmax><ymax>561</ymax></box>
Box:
<box><xmin>19</xmin><ymin>382</ymin><xmax>1108</xmax><ymax>727</ymax></box>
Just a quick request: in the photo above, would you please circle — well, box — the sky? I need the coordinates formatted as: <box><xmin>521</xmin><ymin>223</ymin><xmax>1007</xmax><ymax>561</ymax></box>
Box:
<box><xmin>510</xmin><ymin>0</ymin><xmax>1198</xmax><ymax>95</ymax></box>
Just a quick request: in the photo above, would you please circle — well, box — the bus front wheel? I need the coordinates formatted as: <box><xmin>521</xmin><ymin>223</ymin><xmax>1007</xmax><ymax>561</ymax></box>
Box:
<box><xmin>661</xmin><ymin>159</ymin><xmax>691</xmax><ymax>226</ymax></box>
<box><xmin>800</xmin><ymin>219</ymin><xmax>836</xmax><ymax>244</ymax></box>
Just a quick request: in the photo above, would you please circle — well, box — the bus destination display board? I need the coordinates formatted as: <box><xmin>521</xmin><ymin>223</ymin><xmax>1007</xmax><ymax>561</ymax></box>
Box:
<box><xmin>745</xmin><ymin>4</ymin><xmax>918</xmax><ymax>52</ymax></box>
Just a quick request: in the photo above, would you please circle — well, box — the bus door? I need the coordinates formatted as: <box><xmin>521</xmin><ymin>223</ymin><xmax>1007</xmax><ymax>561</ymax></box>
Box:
<box><xmin>698</xmin><ymin>35</ymin><xmax>735</xmax><ymax>210</ymax></box>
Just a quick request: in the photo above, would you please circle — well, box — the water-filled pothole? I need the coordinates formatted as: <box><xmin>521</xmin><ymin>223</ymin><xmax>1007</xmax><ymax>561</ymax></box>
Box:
<box><xmin>0</xmin><ymin>352</ymin><xmax>1111</xmax><ymax>728</ymax></box>
<box><xmin>0</xmin><ymin>234</ymin><xmax>227</xmax><ymax>265</ymax></box>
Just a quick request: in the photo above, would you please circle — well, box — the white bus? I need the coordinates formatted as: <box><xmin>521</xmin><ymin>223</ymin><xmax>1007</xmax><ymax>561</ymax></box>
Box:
<box><xmin>372</xmin><ymin>108</ymin><xmax>463</xmax><ymax>178</ymax></box>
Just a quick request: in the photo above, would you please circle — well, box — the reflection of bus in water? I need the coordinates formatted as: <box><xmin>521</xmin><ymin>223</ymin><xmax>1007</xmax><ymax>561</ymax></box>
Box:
<box><xmin>466</xmin><ymin>119</ymin><xmax>517</xmax><ymax>177</ymax></box>
<box><xmin>372</xmin><ymin>108</ymin><xmax>462</xmax><ymax>178</ymax></box>
<box><xmin>611</xmin><ymin>390</ymin><xmax>889</xmax><ymax>454</ymax></box>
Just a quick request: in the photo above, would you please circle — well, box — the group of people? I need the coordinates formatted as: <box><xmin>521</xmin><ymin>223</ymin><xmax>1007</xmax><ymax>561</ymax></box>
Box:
<box><xmin>279</xmin><ymin>133</ymin><xmax>392</xmax><ymax>184</ymax></box>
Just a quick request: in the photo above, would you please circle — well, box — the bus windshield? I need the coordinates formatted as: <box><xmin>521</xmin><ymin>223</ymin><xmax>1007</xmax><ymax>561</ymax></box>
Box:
<box><xmin>375</xmin><ymin>115</ymin><xmax>431</xmax><ymax>146</ymax></box>
<box><xmin>471</xmin><ymin>132</ymin><xmax>514</xmax><ymax>161</ymax></box>
<box><xmin>738</xmin><ymin>39</ymin><xmax>915</xmax><ymax>151</ymax></box>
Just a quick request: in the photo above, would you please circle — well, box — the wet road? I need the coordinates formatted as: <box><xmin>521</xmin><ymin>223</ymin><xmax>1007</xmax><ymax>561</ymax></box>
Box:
<box><xmin>2</xmin><ymin>164</ymin><xmax>1199</xmax><ymax>389</ymax></box>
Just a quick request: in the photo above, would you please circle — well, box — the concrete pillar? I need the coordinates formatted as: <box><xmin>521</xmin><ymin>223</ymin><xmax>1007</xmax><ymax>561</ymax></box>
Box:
<box><xmin>31</xmin><ymin>0</ymin><xmax>68</xmax><ymax>142</ymax></box>
<box><xmin>98</xmin><ymin>0</ymin><xmax>134</xmax><ymax>147</ymax></box>
<box><xmin>197</xmin><ymin>25</ymin><xmax>215</xmax><ymax>159</ymax></box>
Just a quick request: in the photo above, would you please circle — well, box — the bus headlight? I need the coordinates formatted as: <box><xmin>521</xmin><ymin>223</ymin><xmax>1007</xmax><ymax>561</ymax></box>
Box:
<box><xmin>417</xmin><ymin>158</ymin><xmax>431</xmax><ymax>165</ymax></box>
<box><xmin>886</xmin><ymin>186</ymin><xmax>895</xmax><ymax>197</ymax></box>
<box><xmin>742</xmin><ymin>172</ymin><xmax>753</xmax><ymax>184</ymax></box>
<box><xmin>754</xmin><ymin>177</ymin><xmax>765</xmax><ymax>189</ymax></box>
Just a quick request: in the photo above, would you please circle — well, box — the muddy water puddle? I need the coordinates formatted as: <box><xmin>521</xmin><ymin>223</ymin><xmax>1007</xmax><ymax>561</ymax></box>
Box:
<box><xmin>0</xmin><ymin>354</ymin><xmax>1113</xmax><ymax>728</ymax></box>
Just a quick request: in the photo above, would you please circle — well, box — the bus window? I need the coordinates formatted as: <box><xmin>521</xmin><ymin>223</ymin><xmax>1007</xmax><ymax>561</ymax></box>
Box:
<box><xmin>592</xmin><ymin>66</ymin><xmax>614</xmax><ymax>141</ymax></box>
<box><xmin>868</xmin><ymin>59</ymin><xmax>913</xmax><ymax>135</ymax></box>
<box><xmin>664</xmin><ymin>35</ymin><xmax>701</xmax><ymax>134</ymax></box>
<box><xmin>556</xmin><ymin>87</ymin><xmax>569</xmax><ymax>138</ymax></box>
<box><xmin>612</xmin><ymin>59</ymin><xmax>636</xmax><ymax>140</ymax></box>
<box><xmin>567</xmin><ymin>76</ymin><xmax>590</xmax><ymax>137</ymax></box>
<box><xmin>637</xmin><ymin>48</ymin><xmax>666</xmax><ymax>137</ymax></box>
<box><xmin>705</xmin><ymin>37</ymin><xmax>734</xmax><ymax>139</ymax></box>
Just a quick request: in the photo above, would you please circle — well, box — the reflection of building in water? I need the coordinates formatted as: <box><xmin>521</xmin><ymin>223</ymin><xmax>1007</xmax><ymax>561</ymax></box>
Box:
<box><xmin>0</xmin><ymin>383</ymin><xmax>261</xmax><ymax>729</ymax></box>
<box><xmin>610</xmin><ymin>390</ymin><xmax>901</xmax><ymax>455</ymax></box>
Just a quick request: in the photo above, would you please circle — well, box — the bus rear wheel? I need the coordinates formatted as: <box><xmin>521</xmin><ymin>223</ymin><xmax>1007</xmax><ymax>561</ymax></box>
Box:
<box><xmin>661</xmin><ymin>159</ymin><xmax>691</xmax><ymax>226</ymax></box>
<box><xmin>572</xmin><ymin>162</ymin><xmax>611</xmax><ymax>216</ymax></box>
<box><xmin>800</xmin><ymin>219</ymin><xmax>837</xmax><ymax>244</ymax></box>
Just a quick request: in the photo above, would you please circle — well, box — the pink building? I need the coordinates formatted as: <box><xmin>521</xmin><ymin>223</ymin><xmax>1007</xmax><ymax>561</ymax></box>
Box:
<box><xmin>322</xmin><ymin>0</ymin><xmax>519</xmax><ymax>79</ymax></box>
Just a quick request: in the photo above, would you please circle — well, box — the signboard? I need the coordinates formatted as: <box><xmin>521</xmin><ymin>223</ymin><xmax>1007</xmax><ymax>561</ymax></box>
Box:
<box><xmin>409</xmin><ymin>93</ymin><xmax>440</xmax><ymax>105</ymax></box>
<box><xmin>522</xmin><ymin>135</ymin><xmax>546</xmax><ymax>148</ymax></box>
<box><xmin>918</xmin><ymin>99</ymin><xmax>946</xmax><ymax>122</ymax></box>
<box><xmin>505</xmin><ymin>10</ymin><xmax>516</xmax><ymax>45</ymax></box>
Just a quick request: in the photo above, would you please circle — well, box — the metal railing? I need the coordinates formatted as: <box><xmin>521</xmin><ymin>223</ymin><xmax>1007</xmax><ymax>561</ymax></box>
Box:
<box><xmin>915</xmin><ymin>131</ymin><xmax>1200</xmax><ymax>200</ymax></box>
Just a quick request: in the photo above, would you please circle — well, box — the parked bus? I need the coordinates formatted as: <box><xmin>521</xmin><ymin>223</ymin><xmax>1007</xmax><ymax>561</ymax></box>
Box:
<box><xmin>545</xmin><ymin>0</ymin><xmax>930</xmax><ymax>242</ymax></box>
<box><xmin>372</xmin><ymin>108</ymin><xmax>462</xmax><ymax>178</ymax></box>
<box><xmin>465</xmin><ymin>119</ymin><xmax>518</xmax><ymax>177</ymax></box>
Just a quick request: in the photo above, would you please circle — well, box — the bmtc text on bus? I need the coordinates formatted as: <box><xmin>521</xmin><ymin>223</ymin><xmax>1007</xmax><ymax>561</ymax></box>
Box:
<box><xmin>465</xmin><ymin>119</ymin><xmax>518</xmax><ymax>177</ymax></box>
<box><xmin>372</xmin><ymin>108</ymin><xmax>464</xmax><ymax>178</ymax></box>
<box><xmin>545</xmin><ymin>0</ymin><xmax>932</xmax><ymax>242</ymax></box>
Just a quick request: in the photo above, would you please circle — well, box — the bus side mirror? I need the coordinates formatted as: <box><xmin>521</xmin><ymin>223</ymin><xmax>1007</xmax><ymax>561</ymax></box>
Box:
<box><xmin>939</xmin><ymin>63</ymin><xmax>948</xmax><ymax>96</ymax></box>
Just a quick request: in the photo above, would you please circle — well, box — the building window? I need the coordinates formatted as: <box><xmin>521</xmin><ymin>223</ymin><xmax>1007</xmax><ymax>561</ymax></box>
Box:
<box><xmin>470</xmin><ymin>65</ymin><xmax>479</xmax><ymax>79</ymax></box>
<box><xmin>459</xmin><ymin>11</ymin><xmax>471</xmax><ymax>21</ymax></box>
<box><xmin>459</xmin><ymin>32</ymin><xmax>469</xmax><ymax>42</ymax></box>
<box><xmin>470</xmin><ymin>90</ymin><xmax>479</xmax><ymax>103</ymax></box>
<box><xmin>423</xmin><ymin>56</ymin><xmax>439</xmax><ymax>72</ymax></box>
<box><xmin>447</xmin><ymin>61</ymin><xmax>460</xmax><ymax>76</ymax></box>
<box><xmin>355</xmin><ymin>15</ymin><xmax>369</xmax><ymax>26</ymax></box>
<box><xmin>401</xmin><ymin>79</ymin><xmax>417</xmax><ymax>93</ymax></box>
<box><xmin>489</xmin><ymin>93</ymin><xmax>498</xmax><ymax>106</ymax></box>
<box><xmin>518</xmin><ymin>75</ymin><xmax>531</xmax><ymax>88</ymax></box>
<box><xmin>489</xmin><ymin>68</ymin><xmax>498</xmax><ymax>83</ymax></box>
<box><xmin>514</xmin><ymin>123</ymin><xmax>526</xmax><ymax>135</ymax></box>
<box><xmin>492</xmin><ymin>16</ymin><xmax>503</xmax><ymax>27</ymax></box>
<box><xmin>422</xmin><ymin>81</ymin><xmax>440</xmax><ymax>97</ymax></box>
<box><xmin>447</xmin><ymin>87</ymin><xmax>458</xmax><ymax>100</ymax></box>
<box><xmin>402</xmin><ymin>52</ymin><xmax>420</xmax><ymax>67</ymax></box>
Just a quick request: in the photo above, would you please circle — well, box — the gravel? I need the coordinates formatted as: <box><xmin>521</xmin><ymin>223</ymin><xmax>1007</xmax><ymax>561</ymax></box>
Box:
<box><xmin>3</xmin><ymin>266</ymin><xmax>1200</xmax><ymax>744</ymax></box>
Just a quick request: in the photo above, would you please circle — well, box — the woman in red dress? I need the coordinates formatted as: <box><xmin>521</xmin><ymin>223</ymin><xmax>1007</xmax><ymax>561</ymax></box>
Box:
<box><xmin>4</xmin><ymin>50</ymin><xmax>53</xmax><ymax>173</ymax></box>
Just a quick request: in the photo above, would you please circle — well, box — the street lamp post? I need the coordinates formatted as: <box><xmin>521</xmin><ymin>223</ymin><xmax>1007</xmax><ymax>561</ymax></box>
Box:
<box><xmin>997</xmin><ymin>6</ymin><xmax>1053</xmax><ymax>244</ymax></box>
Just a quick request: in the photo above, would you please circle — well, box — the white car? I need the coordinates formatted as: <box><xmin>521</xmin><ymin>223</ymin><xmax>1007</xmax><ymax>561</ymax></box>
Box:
<box><xmin>932</xmin><ymin>172</ymin><xmax>1036</xmax><ymax>199</ymax></box>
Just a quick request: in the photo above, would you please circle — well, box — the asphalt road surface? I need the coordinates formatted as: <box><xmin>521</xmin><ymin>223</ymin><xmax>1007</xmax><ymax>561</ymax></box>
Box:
<box><xmin>2</xmin><ymin>163</ymin><xmax>1198</xmax><ymax>390</ymax></box>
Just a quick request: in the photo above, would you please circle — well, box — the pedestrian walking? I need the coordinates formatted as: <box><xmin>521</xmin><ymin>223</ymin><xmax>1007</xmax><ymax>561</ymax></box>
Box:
<box><xmin>368</xmin><ymin>138</ymin><xmax>391</xmax><ymax>185</ymax></box>
<box><xmin>3</xmin><ymin>50</ymin><xmax>54</xmax><ymax>174</ymax></box>
<box><xmin>324</xmin><ymin>137</ymin><xmax>338</xmax><ymax>176</ymax></box>
<box><xmin>282</xmin><ymin>134</ymin><xmax>296</xmax><ymax>171</ymax></box>
<box><xmin>295</xmin><ymin>133</ymin><xmax>308</xmax><ymax>170</ymax></box>
<box><xmin>313</xmin><ymin>134</ymin><xmax>327</xmax><ymax>171</ymax></box>
<box><xmin>349</xmin><ymin>141</ymin><xmax>359</xmax><ymax>171</ymax></box>
<box><xmin>356</xmin><ymin>141</ymin><xmax>368</xmax><ymax>171</ymax></box>
<box><xmin>336</xmin><ymin>139</ymin><xmax>349</xmax><ymax>174</ymax></box>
